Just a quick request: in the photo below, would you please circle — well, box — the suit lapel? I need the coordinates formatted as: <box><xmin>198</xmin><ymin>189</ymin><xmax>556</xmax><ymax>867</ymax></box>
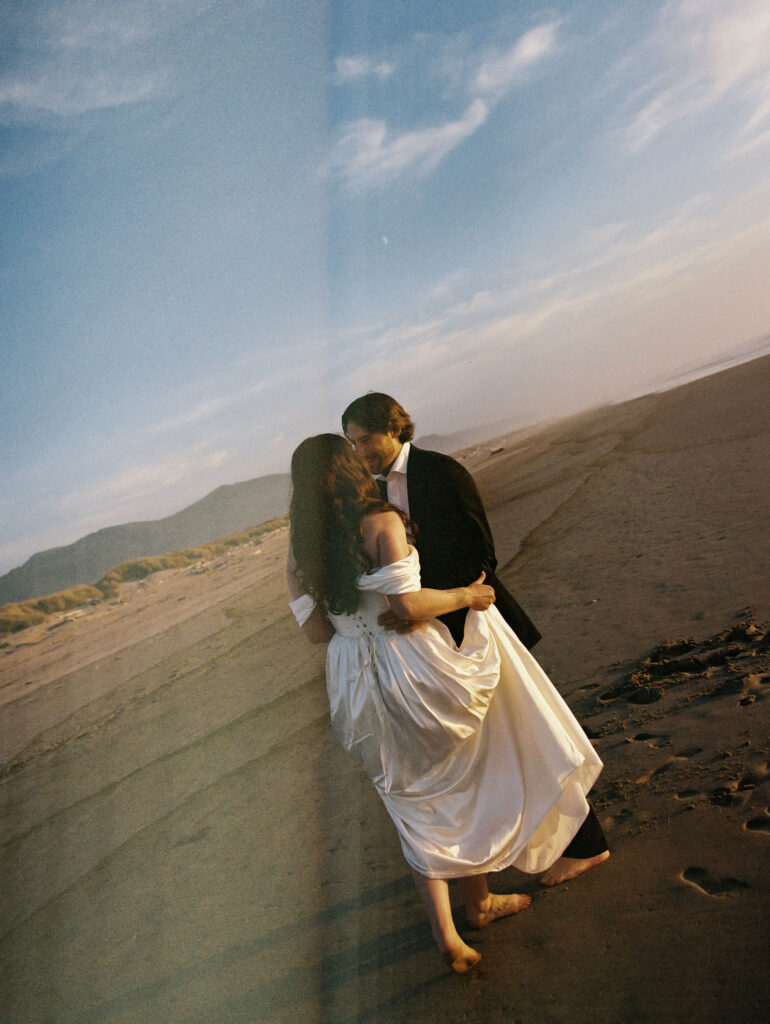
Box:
<box><xmin>406</xmin><ymin>445</ymin><xmax>426</xmax><ymax>520</ymax></box>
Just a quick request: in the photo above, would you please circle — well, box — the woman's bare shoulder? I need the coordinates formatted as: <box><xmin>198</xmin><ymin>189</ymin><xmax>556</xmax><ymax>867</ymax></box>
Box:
<box><xmin>362</xmin><ymin>509</ymin><xmax>402</xmax><ymax>532</ymax></box>
<box><xmin>362</xmin><ymin>510</ymin><xmax>408</xmax><ymax>565</ymax></box>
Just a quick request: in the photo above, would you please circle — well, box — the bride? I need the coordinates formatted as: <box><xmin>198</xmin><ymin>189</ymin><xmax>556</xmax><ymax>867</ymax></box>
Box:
<box><xmin>287</xmin><ymin>434</ymin><xmax>605</xmax><ymax>972</ymax></box>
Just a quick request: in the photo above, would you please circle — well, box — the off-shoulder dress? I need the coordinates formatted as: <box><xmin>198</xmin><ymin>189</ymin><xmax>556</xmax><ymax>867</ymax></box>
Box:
<box><xmin>290</xmin><ymin>547</ymin><xmax>602</xmax><ymax>879</ymax></box>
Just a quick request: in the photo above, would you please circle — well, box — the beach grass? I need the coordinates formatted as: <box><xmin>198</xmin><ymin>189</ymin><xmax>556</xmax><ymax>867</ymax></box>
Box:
<box><xmin>0</xmin><ymin>516</ymin><xmax>288</xmax><ymax>635</ymax></box>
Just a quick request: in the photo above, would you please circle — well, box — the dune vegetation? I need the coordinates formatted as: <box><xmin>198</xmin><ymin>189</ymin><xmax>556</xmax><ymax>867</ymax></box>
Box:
<box><xmin>0</xmin><ymin>517</ymin><xmax>288</xmax><ymax>636</ymax></box>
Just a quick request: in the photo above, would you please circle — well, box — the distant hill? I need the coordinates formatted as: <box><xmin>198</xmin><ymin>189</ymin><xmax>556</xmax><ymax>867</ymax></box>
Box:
<box><xmin>415</xmin><ymin>413</ymin><xmax>539</xmax><ymax>455</ymax></box>
<box><xmin>0</xmin><ymin>417</ymin><xmax>549</xmax><ymax>606</ymax></box>
<box><xmin>0</xmin><ymin>474</ymin><xmax>290</xmax><ymax>605</ymax></box>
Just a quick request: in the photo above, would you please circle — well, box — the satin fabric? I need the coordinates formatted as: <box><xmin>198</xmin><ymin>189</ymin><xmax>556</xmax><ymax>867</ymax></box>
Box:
<box><xmin>292</xmin><ymin>548</ymin><xmax>602</xmax><ymax>879</ymax></box>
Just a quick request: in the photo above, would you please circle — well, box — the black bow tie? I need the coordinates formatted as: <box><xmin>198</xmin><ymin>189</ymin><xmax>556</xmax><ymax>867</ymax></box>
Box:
<box><xmin>376</xmin><ymin>477</ymin><xmax>388</xmax><ymax>501</ymax></box>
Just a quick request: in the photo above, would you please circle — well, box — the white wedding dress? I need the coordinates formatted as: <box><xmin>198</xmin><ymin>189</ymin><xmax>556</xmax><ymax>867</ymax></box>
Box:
<box><xmin>290</xmin><ymin>547</ymin><xmax>602</xmax><ymax>879</ymax></box>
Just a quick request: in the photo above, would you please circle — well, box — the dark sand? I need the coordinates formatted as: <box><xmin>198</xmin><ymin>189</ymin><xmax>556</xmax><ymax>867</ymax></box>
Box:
<box><xmin>1</xmin><ymin>355</ymin><xmax>768</xmax><ymax>1023</ymax></box>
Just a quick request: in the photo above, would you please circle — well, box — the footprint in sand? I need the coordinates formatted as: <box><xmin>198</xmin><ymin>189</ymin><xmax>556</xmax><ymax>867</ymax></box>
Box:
<box><xmin>675</xmin><ymin>789</ymin><xmax>700</xmax><ymax>800</ymax></box>
<box><xmin>709</xmin><ymin>786</ymin><xmax>739</xmax><ymax>807</ymax></box>
<box><xmin>681</xmin><ymin>867</ymin><xmax>749</xmax><ymax>897</ymax></box>
<box><xmin>737</xmin><ymin>768</ymin><xmax>765</xmax><ymax>791</ymax></box>
<box><xmin>630</xmin><ymin>732</ymin><xmax>670</xmax><ymax>747</ymax></box>
<box><xmin>744</xmin><ymin>812</ymin><xmax>770</xmax><ymax>835</ymax></box>
<box><xmin>675</xmin><ymin>746</ymin><xmax>702</xmax><ymax>758</ymax></box>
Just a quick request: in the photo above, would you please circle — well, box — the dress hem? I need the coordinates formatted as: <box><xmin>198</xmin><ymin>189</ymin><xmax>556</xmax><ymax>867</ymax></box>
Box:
<box><xmin>397</xmin><ymin>759</ymin><xmax>602</xmax><ymax>880</ymax></box>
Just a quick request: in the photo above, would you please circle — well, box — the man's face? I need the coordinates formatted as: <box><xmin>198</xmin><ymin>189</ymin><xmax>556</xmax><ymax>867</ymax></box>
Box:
<box><xmin>344</xmin><ymin>421</ymin><xmax>402</xmax><ymax>475</ymax></box>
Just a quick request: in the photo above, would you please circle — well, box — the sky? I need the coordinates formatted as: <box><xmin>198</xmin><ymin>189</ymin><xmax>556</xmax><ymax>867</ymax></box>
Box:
<box><xmin>2</xmin><ymin>0</ymin><xmax>770</xmax><ymax>574</ymax></box>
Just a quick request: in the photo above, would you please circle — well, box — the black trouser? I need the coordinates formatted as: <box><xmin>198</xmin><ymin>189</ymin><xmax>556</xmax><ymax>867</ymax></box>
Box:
<box><xmin>562</xmin><ymin>805</ymin><xmax>608</xmax><ymax>858</ymax></box>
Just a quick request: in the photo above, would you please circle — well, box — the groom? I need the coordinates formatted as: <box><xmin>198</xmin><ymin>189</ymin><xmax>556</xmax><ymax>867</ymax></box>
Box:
<box><xmin>342</xmin><ymin>391</ymin><xmax>609</xmax><ymax>885</ymax></box>
<box><xmin>341</xmin><ymin>391</ymin><xmax>540</xmax><ymax>650</ymax></box>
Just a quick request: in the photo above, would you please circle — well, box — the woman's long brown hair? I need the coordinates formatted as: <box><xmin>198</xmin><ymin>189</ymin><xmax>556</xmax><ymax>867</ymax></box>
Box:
<box><xmin>289</xmin><ymin>433</ymin><xmax>393</xmax><ymax>614</ymax></box>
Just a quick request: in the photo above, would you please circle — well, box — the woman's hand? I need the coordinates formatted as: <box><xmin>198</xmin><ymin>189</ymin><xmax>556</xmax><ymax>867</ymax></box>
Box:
<box><xmin>465</xmin><ymin>572</ymin><xmax>496</xmax><ymax>611</ymax></box>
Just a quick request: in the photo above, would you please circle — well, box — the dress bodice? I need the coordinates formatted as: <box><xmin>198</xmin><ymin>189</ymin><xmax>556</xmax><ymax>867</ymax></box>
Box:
<box><xmin>327</xmin><ymin>590</ymin><xmax>390</xmax><ymax>638</ymax></box>
<box><xmin>328</xmin><ymin>546</ymin><xmax>421</xmax><ymax>637</ymax></box>
<box><xmin>289</xmin><ymin>547</ymin><xmax>422</xmax><ymax>637</ymax></box>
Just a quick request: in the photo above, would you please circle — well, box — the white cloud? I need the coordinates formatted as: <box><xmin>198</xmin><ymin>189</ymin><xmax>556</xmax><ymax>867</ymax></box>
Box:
<box><xmin>0</xmin><ymin>0</ymin><xmax>207</xmax><ymax>121</ymax></box>
<box><xmin>49</xmin><ymin>0</ymin><xmax>180</xmax><ymax>50</ymax></box>
<box><xmin>427</xmin><ymin>269</ymin><xmax>469</xmax><ymax>301</ymax></box>
<box><xmin>146</xmin><ymin>396</ymin><xmax>238</xmax><ymax>436</ymax></box>
<box><xmin>334</xmin><ymin>55</ymin><xmax>395</xmax><ymax>85</ymax></box>
<box><xmin>580</xmin><ymin>220</ymin><xmax>632</xmax><ymax>252</ymax></box>
<box><xmin>145</xmin><ymin>372</ymin><xmax>295</xmax><ymax>437</ymax></box>
<box><xmin>329</xmin><ymin>98</ymin><xmax>489</xmax><ymax>190</ymax></box>
<box><xmin>337</xmin><ymin>178</ymin><xmax>770</xmax><ymax>416</ymax></box>
<box><xmin>624</xmin><ymin>0</ymin><xmax>770</xmax><ymax>152</ymax></box>
<box><xmin>473</xmin><ymin>21</ymin><xmax>560</xmax><ymax>96</ymax></box>
<box><xmin>59</xmin><ymin>444</ymin><xmax>231</xmax><ymax>513</ymax></box>
<box><xmin>326</xmin><ymin>20</ymin><xmax>561</xmax><ymax>191</ymax></box>
<box><xmin>401</xmin><ymin>207</ymin><xmax>770</xmax><ymax>429</ymax></box>
<box><xmin>448</xmin><ymin>289</ymin><xmax>496</xmax><ymax>318</ymax></box>
<box><xmin>0</xmin><ymin>70</ymin><xmax>165</xmax><ymax>119</ymax></box>
<box><xmin>726</xmin><ymin>124</ymin><xmax>770</xmax><ymax>161</ymax></box>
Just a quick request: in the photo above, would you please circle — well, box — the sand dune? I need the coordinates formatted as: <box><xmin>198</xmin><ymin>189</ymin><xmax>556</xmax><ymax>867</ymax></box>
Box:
<box><xmin>1</xmin><ymin>356</ymin><xmax>768</xmax><ymax>1023</ymax></box>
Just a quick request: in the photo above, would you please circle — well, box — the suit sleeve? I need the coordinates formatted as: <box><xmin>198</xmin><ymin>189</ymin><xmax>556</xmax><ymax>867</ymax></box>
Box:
<box><xmin>439</xmin><ymin>459</ymin><xmax>498</xmax><ymax>576</ymax></box>
<box><xmin>410</xmin><ymin>447</ymin><xmax>541</xmax><ymax>648</ymax></box>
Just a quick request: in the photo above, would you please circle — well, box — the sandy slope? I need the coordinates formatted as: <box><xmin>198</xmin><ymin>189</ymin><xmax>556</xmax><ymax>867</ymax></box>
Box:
<box><xmin>1</xmin><ymin>357</ymin><xmax>768</xmax><ymax>1023</ymax></box>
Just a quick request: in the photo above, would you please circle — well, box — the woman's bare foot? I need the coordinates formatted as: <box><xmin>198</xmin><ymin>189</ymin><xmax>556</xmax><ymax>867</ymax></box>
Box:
<box><xmin>539</xmin><ymin>849</ymin><xmax>610</xmax><ymax>886</ymax></box>
<box><xmin>467</xmin><ymin>892</ymin><xmax>532</xmax><ymax>928</ymax></box>
<box><xmin>442</xmin><ymin>940</ymin><xmax>482</xmax><ymax>973</ymax></box>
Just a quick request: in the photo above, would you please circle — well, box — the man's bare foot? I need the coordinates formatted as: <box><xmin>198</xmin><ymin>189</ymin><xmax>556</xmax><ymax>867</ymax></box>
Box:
<box><xmin>467</xmin><ymin>892</ymin><xmax>532</xmax><ymax>928</ymax></box>
<box><xmin>539</xmin><ymin>849</ymin><xmax>610</xmax><ymax>886</ymax></box>
<box><xmin>442</xmin><ymin>940</ymin><xmax>482</xmax><ymax>973</ymax></box>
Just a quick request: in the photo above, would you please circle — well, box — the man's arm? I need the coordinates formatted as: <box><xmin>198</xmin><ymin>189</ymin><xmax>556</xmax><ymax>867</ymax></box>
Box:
<box><xmin>441</xmin><ymin>458</ymin><xmax>497</xmax><ymax>575</ymax></box>
<box><xmin>410</xmin><ymin>448</ymin><xmax>542</xmax><ymax>650</ymax></box>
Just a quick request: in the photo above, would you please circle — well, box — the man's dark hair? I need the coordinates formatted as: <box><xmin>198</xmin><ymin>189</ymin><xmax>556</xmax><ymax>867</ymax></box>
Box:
<box><xmin>342</xmin><ymin>393</ymin><xmax>415</xmax><ymax>443</ymax></box>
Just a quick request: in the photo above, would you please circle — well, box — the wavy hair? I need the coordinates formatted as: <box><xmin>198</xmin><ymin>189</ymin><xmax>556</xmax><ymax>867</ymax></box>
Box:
<box><xmin>290</xmin><ymin>434</ymin><xmax>392</xmax><ymax>614</ymax></box>
<box><xmin>341</xmin><ymin>393</ymin><xmax>415</xmax><ymax>443</ymax></box>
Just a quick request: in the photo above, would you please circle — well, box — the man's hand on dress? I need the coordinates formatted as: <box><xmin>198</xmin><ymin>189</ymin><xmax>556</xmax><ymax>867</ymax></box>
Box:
<box><xmin>465</xmin><ymin>572</ymin><xmax>496</xmax><ymax>611</ymax></box>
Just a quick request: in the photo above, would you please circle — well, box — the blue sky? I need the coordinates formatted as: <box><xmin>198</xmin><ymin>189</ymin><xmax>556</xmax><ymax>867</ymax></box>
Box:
<box><xmin>2</xmin><ymin>0</ymin><xmax>770</xmax><ymax>574</ymax></box>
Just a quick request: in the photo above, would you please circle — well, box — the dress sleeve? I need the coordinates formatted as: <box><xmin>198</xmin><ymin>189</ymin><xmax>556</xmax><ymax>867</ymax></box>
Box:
<box><xmin>357</xmin><ymin>546</ymin><xmax>422</xmax><ymax>595</ymax></box>
<box><xmin>289</xmin><ymin>593</ymin><xmax>317</xmax><ymax>627</ymax></box>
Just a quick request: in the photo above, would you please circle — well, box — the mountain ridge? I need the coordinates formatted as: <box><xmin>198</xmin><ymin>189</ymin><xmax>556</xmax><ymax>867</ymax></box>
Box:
<box><xmin>5</xmin><ymin>343</ymin><xmax>769</xmax><ymax>606</ymax></box>
<box><xmin>0</xmin><ymin>474</ymin><xmax>290</xmax><ymax>605</ymax></box>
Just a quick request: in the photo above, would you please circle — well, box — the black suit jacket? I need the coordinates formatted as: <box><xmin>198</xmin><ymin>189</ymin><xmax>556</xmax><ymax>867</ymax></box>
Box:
<box><xmin>405</xmin><ymin>445</ymin><xmax>540</xmax><ymax>649</ymax></box>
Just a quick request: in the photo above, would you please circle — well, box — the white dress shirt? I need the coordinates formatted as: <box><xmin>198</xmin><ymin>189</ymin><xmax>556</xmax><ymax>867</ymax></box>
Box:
<box><xmin>378</xmin><ymin>441</ymin><xmax>410</xmax><ymax>516</ymax></box>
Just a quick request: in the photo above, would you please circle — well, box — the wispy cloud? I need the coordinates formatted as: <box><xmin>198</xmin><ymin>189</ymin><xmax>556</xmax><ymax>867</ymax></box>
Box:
<box><xmin>338</xmin><ymin>178</ymin><xmax>770</xmax><ymax>396</ymax></box>
<box><xmin>328</xmin><ymin>98</ymin><xmax>489</xmax><ymax>190</ymax></box>
<box><xmin>145</xmin><ymin>371</ymin><xmax>297</xmax><ymax>437</ymax></box>
<box><xmin>344</xmin><ymin>200</ymin><xmax>770</xmax><ymax>433</ymax></box>
<box><xmin>146</xmin><ymin>395</ymin><xmax>238</xmax><ymax>436</ymax></box>
<box><xmin>334</xmin><ymin>55</ymin><xmax>395</xmax><ymax>85</ymax></box>
<box><xmin>0</xmin><ymin>0</ymin><xmax>206</xmax><ymax>121</ymax></box>
<box><xmin>59</xmin><ymin>443</ymin><xmax>231</xmax><ymax>514</ymax></box>
<box><xmin>624</xmin><ymin>0</ymin><xmax>770</xmax><ymax>152</ymax></box>
<box><xmin>473</xmin><ymin>21</ymin><xmax>560</xmax><ymax>96</ymax></box>
<box><xmin>3</xmin><ymin>441</ymin><xmax>232</xmax><ymax>567</ymax></box>
<box><xmin>328</xmin><ymin>20</ymin><xmax>560</xmax><ymax>190</ymax></box>
<box><xmin>726</xmin><ymin>124</ymin><xmax>770</xmax><ymax>161</ymax></box>
<box><xmin>0</xmin><ymin>71</ymin><xmax>166</xmax><ymax>119</ymax></box>
<box><xmin>427</xmin><ymin>269</ymin><xmax>469</xmax><ymax>301</ymax></box>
